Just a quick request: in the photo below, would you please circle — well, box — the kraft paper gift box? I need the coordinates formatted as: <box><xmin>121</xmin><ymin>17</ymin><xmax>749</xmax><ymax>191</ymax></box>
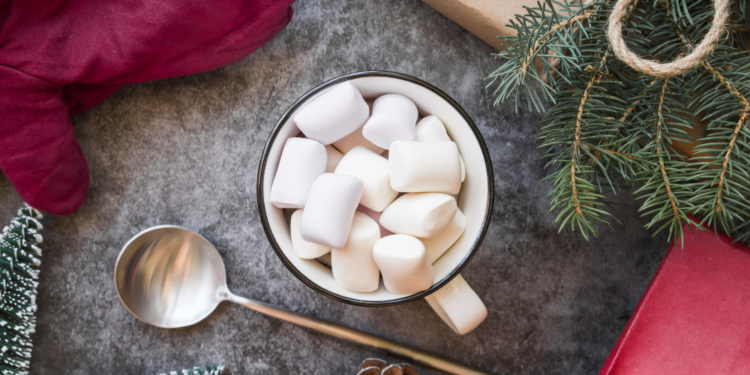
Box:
<box><xmin>420</xmin><ymin>0</ymin><xmax>539</xmax><ymax>50</ymax></box>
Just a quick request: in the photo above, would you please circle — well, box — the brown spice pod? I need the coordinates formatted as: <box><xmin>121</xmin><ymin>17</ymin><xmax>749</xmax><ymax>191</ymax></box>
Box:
<box><xmin>358</xmin><ymin>358</ymin><xmax>388</xmax><ymax>372</ymax></box>
<box><xmin>381</xmin><ymin>364</ymin><xmax>403</xmax><ymax>375</ymax></box>
<box><xmin>357</xmin><ymin>366</ymin><xmax>383</xmax><ymax>375</ymax></box>
<box><xmin>398</xmin><ymin>363</ymin><xmax>420</xmax><ymax>375</ymax></box>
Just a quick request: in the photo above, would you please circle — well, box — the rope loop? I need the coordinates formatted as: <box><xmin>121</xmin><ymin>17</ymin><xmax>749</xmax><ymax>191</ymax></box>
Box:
<box><xmin>607</xmin><ymin>0</ymin><xmax>730</xmax><ymax>77</ymax></box>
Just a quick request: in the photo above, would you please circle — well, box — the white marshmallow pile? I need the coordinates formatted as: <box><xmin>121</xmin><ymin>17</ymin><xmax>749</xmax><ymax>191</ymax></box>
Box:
<box><xmin>272</xmin><ymin>82</ymin><xmax>468</xmax><ymax>295</ymax></box>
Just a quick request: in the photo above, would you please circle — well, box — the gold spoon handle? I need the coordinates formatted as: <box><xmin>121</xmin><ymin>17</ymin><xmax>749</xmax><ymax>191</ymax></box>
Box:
<box><xmin>227</xmin><ymin>293</ymin><xmax>493</xmax><ymax>375</ymax></box>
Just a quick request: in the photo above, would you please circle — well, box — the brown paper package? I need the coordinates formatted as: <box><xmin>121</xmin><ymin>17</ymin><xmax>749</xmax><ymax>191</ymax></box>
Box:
<box><xmin>420</xmin><ymin>0</ymin><xmax>539</xmax><ymax>50</ymax></box>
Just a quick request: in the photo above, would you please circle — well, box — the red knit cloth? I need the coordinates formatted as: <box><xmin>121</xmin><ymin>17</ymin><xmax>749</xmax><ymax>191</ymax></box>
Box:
<box><xmin>600</xmin><ymin>221</ymin><xmax>750</xmax><ymax>374</ymax></box>
<box><xmin>0</xmin><ymin>0</ymin><xmax>295</xmax><ymax>214</ymax></box>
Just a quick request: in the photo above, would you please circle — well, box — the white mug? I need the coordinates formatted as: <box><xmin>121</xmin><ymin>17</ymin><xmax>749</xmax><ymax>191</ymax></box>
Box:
<box><xmin>258</xmin><ymin>72</ymin><xmax>495</xmax><ymax>324</ymax></box>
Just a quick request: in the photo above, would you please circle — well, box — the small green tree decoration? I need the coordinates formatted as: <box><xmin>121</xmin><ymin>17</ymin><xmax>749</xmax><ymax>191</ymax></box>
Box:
<box><xmin>488</xmin><ymin>0</ymin><xmax>750</xmax><ymax>244</ymax></box>
<box><xmin>157</xmin><ymin>365</ymin><xmax>225</xmax><ymax>375</ymax></box>
<box><xmin>0</xmin><ymin>205</ymin><xmax>43</xmax><ymax>375</ymax></box>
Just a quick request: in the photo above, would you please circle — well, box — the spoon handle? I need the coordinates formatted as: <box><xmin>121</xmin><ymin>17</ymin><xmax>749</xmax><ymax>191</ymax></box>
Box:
<box><xmin>227</xmin><ymin>293</ymin><xmax>493</xmax><ymax>375</ymax></box>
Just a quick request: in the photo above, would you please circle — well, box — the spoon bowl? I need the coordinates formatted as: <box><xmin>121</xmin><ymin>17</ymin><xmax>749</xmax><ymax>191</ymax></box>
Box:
<box><xmin>115</xmin><ymin>225</ymin><xmax>227</xmax><ymax>328</ymax></box>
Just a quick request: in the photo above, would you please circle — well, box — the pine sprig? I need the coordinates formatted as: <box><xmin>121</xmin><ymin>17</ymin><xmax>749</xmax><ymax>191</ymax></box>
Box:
<box><xmin>487</xmin><ymin>0</ymin><xmax>600</xmax><ymax>112</ymax></box>
<box><xmin>488</xmin><ymin>0</ymin><xmax>750</xmax><ymax>244</ymax></box>
<box><xmin>689</xmin><ymin>58</ymin><xmax>750</xmax><ymax>237</ymax></box>
<box><xmin>541</xmin><ymin>49</ymin><xmax>633</xmax><ymax>240</ymax></box>
<box><xmin>157</xmin><ymin>365</ymin><xmax>225</xmax><ymax>375</ymax></box>
<box><xmin>631</xmin><ymin>76</ymin><xmax>695</xmax><ymax>244</ymax></box>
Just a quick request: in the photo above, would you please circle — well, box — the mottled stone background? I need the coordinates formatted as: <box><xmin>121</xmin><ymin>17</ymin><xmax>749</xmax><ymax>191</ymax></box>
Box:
<box><xmin>1</xmin><ymin>0</ymin><xmax>668</xmax><ymax>374</ymax></box>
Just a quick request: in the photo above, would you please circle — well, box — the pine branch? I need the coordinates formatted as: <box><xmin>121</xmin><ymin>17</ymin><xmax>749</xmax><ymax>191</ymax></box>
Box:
<box><xmin>487</xmin><ymin>0</ymin><xmax>601</xmax><ymax>112</ymax></box>
<box><xmin>571</xmin><ymin>57</ymin><xmax>606</xmax><ymax>218</ymax></box>
<box><xmin>632</xmin><ymin>76</ymin><xmax>695</xmax><ymax>244</ymax></box>
<box><xmin>688</xmin><ymin>58</ymin><xmax>750</xmax><ymax>237</ymax></box>
<box><xmin>487</xmin><ymin>0</ymin><xmax>750</xmax><ymax>245</ymax></box>
<box><xmin>157</xmin><ymin>365</ymin><xmax>225</xmax><ymax>375</ymax></box>
<box><xmin>665</xmin><ymin>0</ymin><xmax>750</xmax><ymax>241</ymax></box>
<box><xmin>619</xmin><ymin>3</ymin><xmax>700</xmax><ymax>244</ymax></box>
<box><xmin>518</xmin><ymin>9</ymin><xmax>596</xmax><ymax>77</ymax></box>
<box><xmin>541</xmin><ymin>48</ymin><xmax>636</xmax><ymax>240</ymax></box>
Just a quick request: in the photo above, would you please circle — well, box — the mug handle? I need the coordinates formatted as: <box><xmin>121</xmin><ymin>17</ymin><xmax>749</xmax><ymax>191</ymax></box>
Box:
<box><xmin>425</xmin><ymin>274</ymin><xmax>488</xmax><ymax>335</ymax></box>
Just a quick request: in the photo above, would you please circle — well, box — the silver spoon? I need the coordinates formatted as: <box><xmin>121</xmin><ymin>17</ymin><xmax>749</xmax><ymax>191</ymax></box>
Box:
<box><xmin>115</xmin><ymin>225</ymin><xmax>491</xmax><ymax>375</ymax></box>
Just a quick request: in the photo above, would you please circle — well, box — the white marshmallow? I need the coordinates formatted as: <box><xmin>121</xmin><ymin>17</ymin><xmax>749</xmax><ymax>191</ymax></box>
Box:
<box><xmin>333</xmin><ymin>126</ymin><xmax>385</xmax><ymax>154</ymax></box>
<box><xmin>301</xmin><ymin>174</ymin><xmax>364</xmax><ymax>249</ymax></box>
<box><xmin>373</xmin><ymin>234</ymin><xmax>434</xmax><ymax>294</ymax></box>
<box><xmin>422</xmin><ymin>209</ymin><xmax>466</xmax><ymax>263</ymax></box>
<box><xmin>290</xmin><ymin>210</ymin><xmax>330</xmax><ymax>259</ymax></box>
<box><xmin>415</xmin><ymin>115</ymin><xmax>449</xmax><ymax>142</ymax></box>
<box><xmin>362</xmin><ymin>94</ymin><xmax>418</xmax><ymax>150</ymax></box>
<box><xmin>270</xmin><ymin>138</ymin><xmax>327</xmax><ymax>209</ymax></box>
<box><xmin>335</xmin><ymin>146</ymin><xmax>398</xmax><ymax>212</ymax></box>
<box><xmin>379</xmin><ymin>193</ymin><xmax>457</xmax><ymax>238</ymax></box>
<box><xmin>415</xmin><ymin>116</ymin><xmax>466</xmax><ymax>182</ymax></box>
<box><xmin>325</xmin><ymin>145</ymin><xmax>344</xmax><ymax>173</ymax></box>
<box><xmin>357</xmin><ymin>205</ymin><xmax>394</xmax><ymax>237</ymax></box>
<box><xmin>425</xmin><ymin>274</ymin><xmax>487</xmax><ymax>335</ymax></box>
<box><xmin>389</xmin><ymin>141</ymin><xmax>462</xmax><ymax>194</ymax></box>
<box><xmin>293</xmin><ymin>81</ymin><xmax>369</xmax><ymax>145</ymax></box>
<box><xmin>331</xmin><ymin>212</ymin><xmax>381</xmax><ymax>292</ymax></box>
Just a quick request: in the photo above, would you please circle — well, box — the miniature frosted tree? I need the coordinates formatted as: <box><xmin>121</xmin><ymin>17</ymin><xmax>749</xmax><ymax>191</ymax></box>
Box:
<box><xmin>0</xmin><ymin>205</ymin><xmax>43</xmax><ymax>375</ymax></box>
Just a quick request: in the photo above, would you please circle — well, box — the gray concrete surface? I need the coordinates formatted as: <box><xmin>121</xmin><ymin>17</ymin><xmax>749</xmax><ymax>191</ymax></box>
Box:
<box><xmin>0</xmin><ymin>0</ymin><xmax>668</xmax><ymax>373</ymax></box>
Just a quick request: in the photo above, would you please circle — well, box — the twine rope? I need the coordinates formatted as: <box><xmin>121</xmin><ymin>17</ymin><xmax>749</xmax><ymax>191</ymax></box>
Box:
<box><xmin>607</xmin><ymin>0</ymin><xmax>730</xmax><ymax>77</ymax></box>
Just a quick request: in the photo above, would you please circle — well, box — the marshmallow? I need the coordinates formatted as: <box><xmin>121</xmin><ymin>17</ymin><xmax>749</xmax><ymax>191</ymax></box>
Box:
<box><xmin>373</xmin><ymin>234</ymin><xmax>434</xmax><ymax>294</ymax></box>
<box><xmin>293</xmin><ymin>81</ymin><xmax>369</xmax><ymax>145</ymax></box>
<box><xmin>270</xmin><ymin>138</ymin><xmax>327</xmax><ymax>209</ymax></box>
<box><xmin>357</xmin><ymin>205</ymin><xmax>394</xmax><ymax>237</ymax></box>
<box><xmin>362</xmin><ymin>94</ymin><xmax>418</xmax><ymax>150</ymax></box>
<box><xmin>415</xmin><ymin>116</ymin><xmax>450</xmax><ymax>142</ymax></box>
<box><xmin>379</xmin><ymin>193</ymin><xmax>457</xmax><ymax>238</ymax></box>
<box><xmin>415</xmin><ymin>116</ymin><xmax>466</xmax><ymax>182</ymax></box>
<box><xmin>325</xmin><ymin>145</ymin><xmax>344</xmax><ymax>173</ymax></box>
<box><xmin>389</xmin><ymin>141</ymin><xmax>462</xmax><ymax>194</ymax></box>
<box><xmin>333</xmin><ymin>126</ymin><xmax>385</xmax><ymax>154</ymax></box>
<box><xmin>425</xmin><ymin>274</ymin><xmax>487</xmax><ymax>335</ymax></box>
<box><xmin>331</xmin><ymin>212</ymin><xmax>381</xmax><ymax>292</ymax></box>
<box><xmin>335</xmin><ymin>146</ymin><xmax>398</xmax><ymax>212</ymax></box>
<box><xmin>290</xmin><ymin>210</ymin><xmax>330</xmax><ymax>259</ymax></box>
<box><xmin>301</xmin><ymin>173</ymin><xmax>364</xmax><ymax>249</ymax></box>
<box><xmin>422</xmin><ymin>209</ymin><xmax>466</xmax><ymax>263</ymax></box>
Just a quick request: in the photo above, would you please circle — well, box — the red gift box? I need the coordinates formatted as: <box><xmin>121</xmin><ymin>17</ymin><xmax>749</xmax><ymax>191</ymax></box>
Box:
<box><xmin>600</xmin><ymin>222</ymin><xmax>750</xmax><ymax>374</ymax></box>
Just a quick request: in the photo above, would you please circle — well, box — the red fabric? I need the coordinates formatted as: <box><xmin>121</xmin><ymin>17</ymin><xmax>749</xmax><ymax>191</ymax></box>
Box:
<box><xmin>0</xmin><ymin>0</ymin><xmax>295</xmax><ymax>214</ymax></box>
<box><xmin>600</xmin><ymin>221</ymin><xmax>750</xmax><ymax>375</ymax></box>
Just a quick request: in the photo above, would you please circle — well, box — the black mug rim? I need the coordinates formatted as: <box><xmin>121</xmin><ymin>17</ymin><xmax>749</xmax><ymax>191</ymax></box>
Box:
<box><xmin>256</xmin><ymin>71</ymin><xmax>494</xmax><ymax>307</ymax></box>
